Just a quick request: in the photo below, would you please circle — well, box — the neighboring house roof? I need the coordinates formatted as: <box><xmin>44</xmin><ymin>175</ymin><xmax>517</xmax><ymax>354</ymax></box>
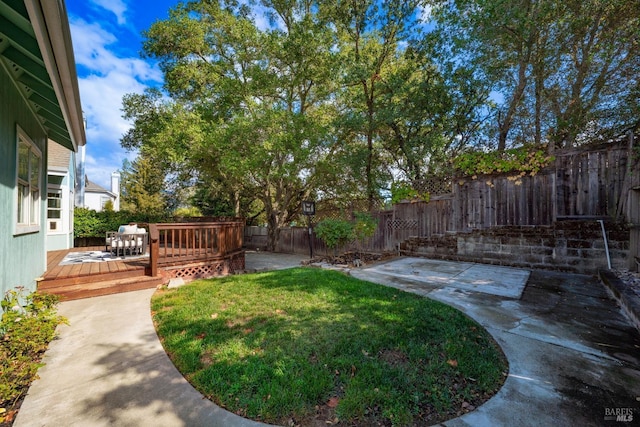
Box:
<box><xmin>85</xmin><ymin>176</ymin><xmax>115</xmax><ymax>197</ymax></box>
<box><xmin>0</xmin><ymin>0</ymin><xmax>85</xmax><ymax>151</ymax></box>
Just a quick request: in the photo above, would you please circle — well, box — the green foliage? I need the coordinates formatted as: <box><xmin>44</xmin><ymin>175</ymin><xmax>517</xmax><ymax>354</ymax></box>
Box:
<box><xmin>315</xmin><ymin>213</ymin><xmax>379</xmax><ymax>255</ymax></box>
<box><xmin>129</xmin><ymin>0</ymin><xmax>342</xmax><ymax>251</ymax></box>
<box><xmin>429</xmin><ymin>0</ymin><xmax>640</xmax><ymax>148</ymax></box>
<box><xmin>390</xmin><ymin>182</ymin><xmax>430</xmax><ymax>204</ymax></box>
<box><xmin>73</xmin><ymin>207</ymin><xmax>103</xmax><ymax>238</ymax></box>
<box><xmin>151</xmin><ymin>268</ymin><xmax>507</xmax><ymax>426</ymax></box>
<box><xmin>452</xmin><ymin>147</ymin><xmax>554</xmax><ymax>177</ymax></box>
<box><xmin>103</xmin><ymin>200</ymin><xmax>114</xmax><ymax>212</ymax></box>
<box><xmin>118</xmin><ymin>0</ymin><xmax>639</xmax><ymax>253</ymax></box>
<box><xmin>174</xmin><ymin>206</ymin><xmax>203</xmax><ymax>217</ymax></box>
<box><xmin>119</xmin><ymin>155</ymin><xmax>169</xmax><ymax>215</ymax></box>
<box><xmin>1</xmin><ymin>288</ymin><xmax>67</xmax><ymax>419</ymax></box>
<box><xmin>376</xmin><ymin>48</ymin><xmax>470</xmax><ymax>184</ymax></box>
<box><xmin>73</xmin><ymin>207</ymin><xmax>170</xmax><ymax>239</ymax></box>
<box><xmin>330</xmin><ymin>1</ymin><xmax>423</xmax><ymax>208</ymax></box>
<box><xmin>314</xmin><ymin>219</ymin><xmax>354</xmax><ymax>251</ymax></box>
<box><xmin>352</xmin><ymin>212</ymin><xmax>378</xmax><ymax>242</ymax></box>
<box><xmin>190</xmin><ymin>179</ymin><xmax>240</xmax><ymax>217</ymax></box>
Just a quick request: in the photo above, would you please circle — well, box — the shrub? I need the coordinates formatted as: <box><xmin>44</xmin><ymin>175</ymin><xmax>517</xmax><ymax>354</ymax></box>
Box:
<box><xmin>390</xmin><ymin>181</ymin><xmax>430</xmax><ymax>204</ymax></box>
<box><xmin>452</xmin><ymin>146</ymin><xmax>554</xmax><ymax>177</ymax></box>
<box><xmin>174</xmin><ymin>206</ymin><xmax>203</xmax><ymax>217</ymax></box>
<box><xmin>74</xmin><ymin>207</ymin><xmax>171</xmax><ymax>238</ymax></box>
<box><xmin>352</xmin><ymin>212</ymin><xmax>378</xmax><ymax>254</ymax></box>
<box><xmin>0</xmin><ymin>288</ymin><xmax>67</xmax><ymax>423</ymax></box>
<box><xmin>352</xmin><ymin>212</ymin><xmax>378</xmax><ymax>242</ymax></box>
<box><xmin>73</xmin><ymin>207</ymin><xmax>103</xmax><ymax>238</ymax></box>
<box><xmin>103</xmin><ymin>200</ymin><xmax>114</xmax><ymax>212</ymax></box>
<box><xmin>315</xmin><ymin>214</ymin><xmax>379</xmax><ymax>256</ymax></box>
<box><xmin>314</xmin><ymin>219</ymin><xmax>353</xmax><ymax>255</ymax></box>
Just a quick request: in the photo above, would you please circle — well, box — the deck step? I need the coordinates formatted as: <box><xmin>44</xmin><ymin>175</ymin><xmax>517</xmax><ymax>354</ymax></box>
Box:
<box><xmin>39</xmin><ymin>268</ymin><xmax>148</xmax><ymax>289</ymax></box>
<box><xmin>40</xmin><ymin>275</ymin><xmax>167</xmax><ymax>301</ymax></box>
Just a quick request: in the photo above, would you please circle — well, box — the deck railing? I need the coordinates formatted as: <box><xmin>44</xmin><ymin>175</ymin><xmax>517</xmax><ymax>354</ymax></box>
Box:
<box><xmin>148</xmin><ymin>221</ymin><xmax>244</xmax><ymax>276</ymax></box>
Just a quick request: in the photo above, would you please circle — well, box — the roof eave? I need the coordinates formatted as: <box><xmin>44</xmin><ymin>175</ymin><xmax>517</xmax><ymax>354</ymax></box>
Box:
<box><xmin>24</xmin><ymin>0</ymin><xmax>85</xmax><ymax>151</ymax></box>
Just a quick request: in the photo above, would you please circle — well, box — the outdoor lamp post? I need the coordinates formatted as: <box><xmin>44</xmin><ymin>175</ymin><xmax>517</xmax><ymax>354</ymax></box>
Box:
<box><xmin>302</xmin><ymin>200</ymin><xmax>315</xmax><ymax>259</ymax></box>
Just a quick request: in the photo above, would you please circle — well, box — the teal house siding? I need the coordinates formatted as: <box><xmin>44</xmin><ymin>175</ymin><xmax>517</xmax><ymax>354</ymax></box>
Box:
<box><xmin>0</xmin><ymin>0</ymin><xmax>86</xmax><ymax>297</ymax></box>
<box><xmin>0</xmin><ymin>64</ymin><xmax>49</xmax><ymax>295</ymax></box>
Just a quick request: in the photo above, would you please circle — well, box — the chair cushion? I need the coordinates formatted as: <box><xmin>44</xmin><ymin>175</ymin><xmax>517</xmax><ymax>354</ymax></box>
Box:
<box><xmin>121</xmin><ymin>225</ymin><xmax>138</xmax><ymax>234</ymax></box>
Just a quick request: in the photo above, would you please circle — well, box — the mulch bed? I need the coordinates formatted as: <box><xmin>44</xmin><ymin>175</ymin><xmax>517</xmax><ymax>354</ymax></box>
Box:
<box><xmin>302</xmin><ymin>251</ymin><xmax>396</xmax><ymax>267</ymax></box>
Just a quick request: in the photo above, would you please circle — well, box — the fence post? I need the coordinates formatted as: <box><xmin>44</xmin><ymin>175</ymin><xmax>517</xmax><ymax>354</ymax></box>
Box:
<box><xmin>149</xmin><ymin>223</ymin><xmax>159</xmax><ymax>277</ymax></box>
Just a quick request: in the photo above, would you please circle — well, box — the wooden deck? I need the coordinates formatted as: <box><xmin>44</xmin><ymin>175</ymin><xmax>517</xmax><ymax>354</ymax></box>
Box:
<box><xmin>39</xmin><ymin>247</ymin><xmax>165</xmax><ymax>301</ymax></box>
<box><xmin>39</xmin><ymin>221</ymin><xmax>246</xmax><ymax>301</ymax></box>
<box><xmin>44</xmin><ymin>247</ymin><xmax>147</xmax><ymax>279</ymax></box>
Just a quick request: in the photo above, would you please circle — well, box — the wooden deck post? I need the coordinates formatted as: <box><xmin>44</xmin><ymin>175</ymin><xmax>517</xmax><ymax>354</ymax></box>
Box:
<box><xmin>149</xmin><ymin>223</ymin><xmax>159</xmax><ymax>277</ymax></box>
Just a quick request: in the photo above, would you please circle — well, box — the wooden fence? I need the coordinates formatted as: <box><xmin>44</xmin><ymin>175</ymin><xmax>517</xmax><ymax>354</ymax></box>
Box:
<box><xmin>384</xmin><ymin>138</ymin><xmax>638</xmax><ymax>251</ymax></box>
<box><xmin>258</xmin><ymin>137</ymin><xmax>640</xmax><ymax>258</ymax></box>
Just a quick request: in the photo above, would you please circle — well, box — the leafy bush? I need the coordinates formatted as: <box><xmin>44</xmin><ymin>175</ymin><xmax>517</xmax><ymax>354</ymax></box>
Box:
<box><xmin>315</xmin><ymin>213</ymin><xmax>379</xmax><ymax>256</ymax></box>
<box><xmin>352</xmin><ymin>212</ymin><xmax>378</xmax><ymax>249</ymax></box>
<box><xmin>390</xmin><ymin>181</ymin><xmax>430</xmax><ymax>204</ymax></box>
<box><xmin>452</xmin><ymin>146</ymin><xmax>554</xmax><ymax>177</ymax></box>
<box><xmin>1</xmin><ymin>288</ymin><xmax>67</xmax><ymax>423</ymax></box>
<box><xmin>174</xmin><ymin>206</ymin><xmax>203</xmax><ymax>217</ymax></box>
<box><xmin>73</xmin><ymin>207</ymin><xmax>170</xmax><ymax>238</ymax></box>
<box><xmin>314</xmin><ymin>219</ymin><xmax>353</xmax><ymax>254</ymax></box>
<box><xmin>103</xmin><ymin>200</ymin><xmax>114</xmax><ymax>212</ymax></box>
<box><xmin>74</xmin><ymin>207</ymin><xmax>104</xmax><ymax>238</ymax></box>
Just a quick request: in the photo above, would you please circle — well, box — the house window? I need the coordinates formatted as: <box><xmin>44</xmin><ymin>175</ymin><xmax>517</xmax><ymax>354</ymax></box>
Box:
<box><xmin>47</xmin><ymin>189</ymin><xmax>62</xmax><ymax>232</ymax></box>
<box><xmin>16</xmin><ymin>128</ymin><xmax>41</xmax><ymax>234</ymax></box>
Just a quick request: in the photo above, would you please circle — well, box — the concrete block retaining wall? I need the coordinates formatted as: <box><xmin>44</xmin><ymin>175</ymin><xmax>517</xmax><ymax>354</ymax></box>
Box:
<box><xmin>400</xmin><ymin>221</ymin><xmax>629</xmax><ymax>275</ymax></box>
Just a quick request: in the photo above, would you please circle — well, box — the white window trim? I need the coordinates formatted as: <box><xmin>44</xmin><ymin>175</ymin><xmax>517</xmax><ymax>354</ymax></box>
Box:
<box><xmin>47</xmin><ymin>185</ymin><xmax>64</xmax><ymax>235</ymax></box>
<box><xmin>14</xmin><ymin>126</ymin><xmax>42</xmax><ymax>235</ymax></box>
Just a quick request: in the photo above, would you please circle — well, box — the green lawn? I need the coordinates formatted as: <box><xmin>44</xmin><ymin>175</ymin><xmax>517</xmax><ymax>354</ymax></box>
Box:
<box><xmin>151</xmin><ymin>267</ymin><xmax>507</xmax><ymax>426</ymax></box>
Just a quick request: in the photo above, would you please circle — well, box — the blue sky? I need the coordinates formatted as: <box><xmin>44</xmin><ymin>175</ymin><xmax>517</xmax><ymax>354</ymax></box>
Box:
<box><xmin>66</xmin><ymin>0</ymin><xmax>179</xmax><ymax>190</ymax></box>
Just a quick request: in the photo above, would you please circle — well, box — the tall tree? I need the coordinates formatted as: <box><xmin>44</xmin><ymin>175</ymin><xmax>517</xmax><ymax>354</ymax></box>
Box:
<box><xmin>546</xmin><ymin>0</ymin><xmax>640</xmax><ymax>146</ymax></box>
<box><xmin>427</xmin><ymin>0</ymin><xmax>640</xmax><ymax>149</ymax></box>
<box><xmin>119</xmin><ymin>153</ymin><xmax>167</xmax><ymax>215</ymax></box>
<box><xmin>429</xmin><ymin>0</ymin><xmax>547</xmax><ymax>151</ymax></box>
<box><xmin>126</xmin><ymin>0</ymin><xmax>340</xmax><ymax>250</ymax></box>
<box><xmin>325</xmin><ymin>0</ymin><xmax>422</xmax><ymax>209</ymax></box>
<box><xmin>376</xmin><ymin>47</ymin><xmax>488</xmax><ymax>186</ymax></box>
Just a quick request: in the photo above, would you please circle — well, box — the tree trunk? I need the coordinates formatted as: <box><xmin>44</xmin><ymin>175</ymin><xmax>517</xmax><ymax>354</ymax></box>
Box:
<box><xmin>234</xmin><ymin>190</ymin><xmax>241</xmax><ymax>217</ymax></box>
<box><xmin>498</xmin><ymin>57</ymin><xmax>529</xmax><ymax>151</ymax></box>
<box><xmin>264</xmin><ymin>198</ymin><xmax>292</xmax><ymax>252</ymax></box>
<box><xmin>266</xmin><ymin>214</ymin><xmax>281</xmax><ymax>252</ymax></box>
<box><xmin>534</xmin><ymin>62</ymin><xmax>543</xmax><ymax>146</ymax></box>
<box><xmin>365</xmin><ymin>79</ymin><xmax>376</xmax><ymax>211</ymax></box>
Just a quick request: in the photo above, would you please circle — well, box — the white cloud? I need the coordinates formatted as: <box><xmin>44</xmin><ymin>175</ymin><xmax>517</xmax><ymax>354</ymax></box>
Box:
<box><xmin>236</xmin><ymin>0</ymin><xmax>284</xmax><ymax>32</ymax></box>
<box><xmin>71</xmin><ymin>19</ymin><xmax>161</xmax><ymax>81</ymax></box>
<box><xmin>70</xmin><ymin>17</ymin><xmax>162</xmax><ymax>188</ymax></box>
<box><xmin>252</xmin><ymin>11</ymin><xmax>272</xmax><ymax>32</ymax></box>
<box><xmin>90</xmin><ymin>0</ymin><xmax>128</xmax><ymax>25</ymax></box>
<box><xmin>418</xmin><ymin>5</ymin><xmax>433</xmax><ymax>22</ymax></box>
